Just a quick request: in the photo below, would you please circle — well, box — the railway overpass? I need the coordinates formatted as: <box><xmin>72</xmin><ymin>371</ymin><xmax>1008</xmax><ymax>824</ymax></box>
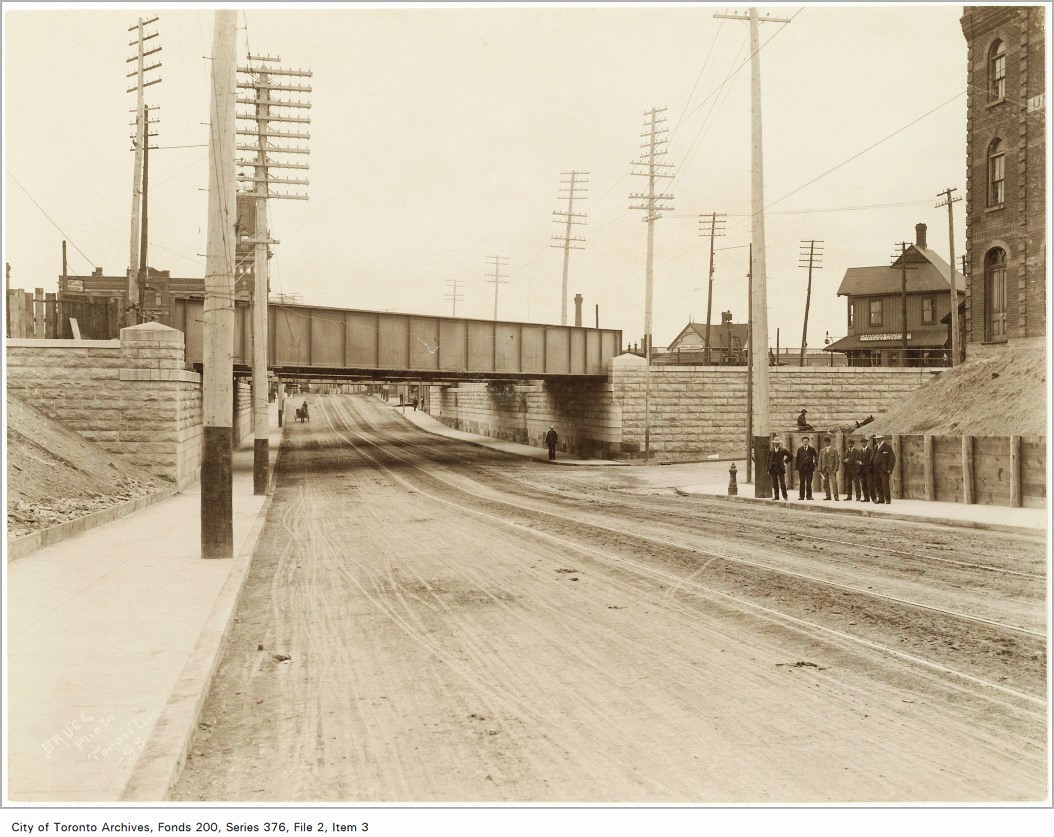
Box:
<box><xmin>171</xmin><ymin>298</ymin><xmax>622</xmax><ymax>382</ymax></box>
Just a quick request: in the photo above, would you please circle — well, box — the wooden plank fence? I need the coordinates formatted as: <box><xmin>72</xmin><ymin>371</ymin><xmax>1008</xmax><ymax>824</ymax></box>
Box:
<box><xmin>6</xmin><ymin>288</ymin><xmax>122</xmax><ymax>339</ymax></box>
<box><xmin>892</xmin><ymin>433</ymin><xmax>1045</xmax><ymax>509</ymax></box>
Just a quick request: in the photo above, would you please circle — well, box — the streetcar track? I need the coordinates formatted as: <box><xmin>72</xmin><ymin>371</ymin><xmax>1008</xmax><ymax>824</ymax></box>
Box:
<box><xmin>326</xmin><ymin>397</ymin><xmax>1044</xmax><ymax>640</ymax></box>
<box><xmin>316</xmin><ymin>396</ymin><xmax>1047</xmax><ymax>712</ymax></box>
<box><xmin>352</xmin><ymin>401</ymin><xmax>1044</xmax><ymax>580</ymax></box>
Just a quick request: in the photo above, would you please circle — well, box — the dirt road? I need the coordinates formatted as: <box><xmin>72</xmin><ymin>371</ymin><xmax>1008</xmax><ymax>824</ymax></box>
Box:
<box><xmin>171</xmin><ymin>394</ymin><xmax>1047</xmax><ymax>803</ymax></box>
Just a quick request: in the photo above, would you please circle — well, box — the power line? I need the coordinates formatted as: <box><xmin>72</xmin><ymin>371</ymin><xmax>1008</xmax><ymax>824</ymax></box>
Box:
<box><xmin>5</xmin><ymin>170</ymin><xmax>98</xmax><ymax>270</ymax></box>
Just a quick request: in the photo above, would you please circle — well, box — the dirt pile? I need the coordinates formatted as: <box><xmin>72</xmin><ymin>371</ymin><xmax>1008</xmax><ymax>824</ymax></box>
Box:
<box><xmin>867</xmin><ymin>340</ymin><xmax>1048</xmax><ymax>436</ymax></box>
<box><xmin>6</xmin><ymin>395</ymin><xmax>163</xmax><ymax>539</ymax></box>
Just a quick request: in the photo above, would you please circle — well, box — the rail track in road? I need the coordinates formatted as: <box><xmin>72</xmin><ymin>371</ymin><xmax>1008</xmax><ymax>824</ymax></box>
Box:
<box><xmin>315</xmin><ymin>396</ymin><xmax>1048</xmax><ymax>715</ymax></box>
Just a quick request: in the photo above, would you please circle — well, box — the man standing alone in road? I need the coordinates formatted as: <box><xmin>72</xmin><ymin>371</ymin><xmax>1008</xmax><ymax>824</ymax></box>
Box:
<box><xmin>874</xmin><ymin>434</ymin><xmax>896</xmax><ymax>504</ymax></box>
<box><xmin>794</xmin><ymin>435</ymin><xmax>818</xmax><ymax>500</ymax></box>
<box><xmin>766</xmin><ymin>434</ymin><xmax>792</xmax><ymax>500</ymax></box>
<box><xmin>545</xmin><ymin>426</ymin><xmax>559</xmax><ymax>461</ymax></box>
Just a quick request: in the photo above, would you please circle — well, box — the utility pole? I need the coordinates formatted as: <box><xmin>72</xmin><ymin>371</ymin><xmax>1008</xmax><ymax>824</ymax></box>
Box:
<box><xmin>201</xmin><ymin>9</ymin><xmax>237</xmax><ymax>558</ymax></box>
<box><xmin>936</xmin><ymin>186</ymin><xmax>963</xmax><ymax>366</ymax></box>
<box><xmin>714</xmin><ymin>7</ymin><xmax>789</xmax><ymax>496</ymax></box>
<box><xmin>485</xmin><ymin>255</ymin><xmax>509</xmax><ymax>320</ymax></box>
<box><xmin>798</xmin><ymin>239</ymin><xmax>823</xmax><ymax>366</ymax></box>
<box><xmin>236</xmin><ymin>54</ymin><xmax>312</xmax><ymax>495</ymax></box>
<box><xmin>444</xmin><ymin>279</ymin><xmax>464</xmax><ymax>317</ymax></box>
<box><xmin>629</xmin><ymin>106</ymin><xmax>675</xmax><ymax>461</ymax></box>
<box><xmin>746</xmin><ymin>243</ymin><xmax>753</xmax><ymax>484</ymax></box>
<box><xmin>136</xmin><ymin>103</ymin><xmax>159</xmax><ymax>320</ymax></box>
<box><xmin>551</xmin><ymin>171</ymin><xmax>589</xmax><ymax>326</ymax></box>
<box><xmin>125</xmin><ymin>15</ymin><xmax>161</xmax><ymax>327</ymax></box>
<box><xmin>892</xmin><ymin>242</ymin><xmax>918</xmax><ymax>368</ymax></box>
<box><xmin>699</xmin><ymin>212</ymin><xmax>726</xmax><ymax>364</ymax></box>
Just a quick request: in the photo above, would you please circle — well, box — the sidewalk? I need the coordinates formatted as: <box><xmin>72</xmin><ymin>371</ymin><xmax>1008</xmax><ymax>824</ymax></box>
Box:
<box><xmin>395</xmin><ymin>403</ymin><xmax>1048</xmax><ymax>535</ymax></box>
<box><xmin>5</xmin><ymin>408</ymin><xmax>282</xmax><ymax>803</ymax></box>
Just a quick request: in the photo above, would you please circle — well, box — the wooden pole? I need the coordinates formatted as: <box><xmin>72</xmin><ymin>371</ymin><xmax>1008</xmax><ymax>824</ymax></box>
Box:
<box><xmin>746</xmin><ymin>243</ymin><xmax>753</xmax><ymax>485</ymax></box>
<box><xmin>704</xmin><ymin>212</ymin><xmax>716</xmax><ymax>365</ymax></box>
<box><xmin>127</xmin><ymin>18</ymin><xmax>146</xmax><ymax>328</ymax></box>
<box><xmin>1009</xmin><ymin>435</ymin><xmax>1022</xmax><ymax>508</ymax></box>
<box><xmin>252</xmin><ymin>70</ymin><xmax>272</xmax><ymax>495</ymax></box>
<box><xmin>923</xmin><ymin>434</ymin><xmax>934</xmax><ymax>501</ymax></box>
<box><xmin>201</xmin><ymin>10</ymin><xmax>237</xmax><ymax>559</ymax></box>
<box><xmin>892</xmin><ymin>434</ymin><xmax>903</xmax><ymax>499</ymax></box>
<box><xmin>961</xmin><ymin>434</ymin><xmax>974</xmax><ymax>505</ymax></box>
<box><xmin>748</xmin><ymin>9</ymin><xmax>771</xmax><ymax>495</ymax></box>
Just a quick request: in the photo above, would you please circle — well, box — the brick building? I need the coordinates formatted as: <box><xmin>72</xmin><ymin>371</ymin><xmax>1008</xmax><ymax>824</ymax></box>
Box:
<box><xmin>960</xmin><ymin>5</ymin><xmax>1046</xmax><ymax>345</ymax></box>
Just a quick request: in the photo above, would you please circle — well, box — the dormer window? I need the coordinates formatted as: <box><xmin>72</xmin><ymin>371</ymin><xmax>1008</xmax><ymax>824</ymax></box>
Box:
<box><xmin>989</xmin><ymin>39</ymin><xmax>1006</xmax><ymax>101</ymax></box>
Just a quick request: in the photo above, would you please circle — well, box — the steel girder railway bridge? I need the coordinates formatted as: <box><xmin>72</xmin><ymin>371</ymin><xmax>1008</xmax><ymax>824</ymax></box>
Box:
<box><xmin>172</xmin><ymin>299</ymin><xmax>622</xmax><ymax>382</ymax></box>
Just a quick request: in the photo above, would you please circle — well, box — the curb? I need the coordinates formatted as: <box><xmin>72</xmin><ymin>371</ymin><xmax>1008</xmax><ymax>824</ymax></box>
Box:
<box><xmin>121</xmin><ymin>440</ymin><xmax>284</xmax><ymax>801</ymax></box>
<box><xmin>6</xmin><ymin>485</ymin><xmax>182</xmax><ymax>562</ymax></box>
<box><xmin>675</xmin><ymin>489</ymin><xmax>1045</xmax><ymax>537</ymax></box>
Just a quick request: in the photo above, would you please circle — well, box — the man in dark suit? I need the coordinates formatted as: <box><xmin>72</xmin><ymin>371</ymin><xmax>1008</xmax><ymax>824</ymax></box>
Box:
<box><xmin>843</xmin><ymin>437</ymin><xmax>863</xmax><ymax>500</ymax></box>
<box><xmin>794</xmin><ymin>435</ymin><xmax>818</xmax><ymax>500</ymax></box>
<box><xmin>765</xmin><ymin>434</ymin><xmax>792</xmax><ymax>500</ymax></box>
<box><xmin>860</xmin><ymin>435</ymin><xmax>877</xmax><ymax>502</ymax></box>
<box><xmin>874</xmin><ymin>434</ymin><xmax>896</xmax><ymax>503</ymax></box>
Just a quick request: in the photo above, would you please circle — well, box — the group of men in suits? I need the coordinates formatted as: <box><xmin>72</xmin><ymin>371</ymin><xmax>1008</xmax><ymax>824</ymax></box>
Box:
<box><xmin>765</xmin><ymin>432</ymin><xmax>897</xmax><ymax>503</ymax></box>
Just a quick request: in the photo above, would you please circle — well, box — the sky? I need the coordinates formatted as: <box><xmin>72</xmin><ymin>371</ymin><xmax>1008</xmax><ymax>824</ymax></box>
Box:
<box><xmin>3</xmin><ymin>1</ymin><xmax>975</xmax><ymax>353</ymax></box>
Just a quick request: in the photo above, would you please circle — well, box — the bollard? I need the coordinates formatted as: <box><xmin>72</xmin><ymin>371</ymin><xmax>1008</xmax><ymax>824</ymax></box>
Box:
<box><xmin>728</xmin><ymin>462</ymin><xmax>738</xmax><ymax>496</ymax></box>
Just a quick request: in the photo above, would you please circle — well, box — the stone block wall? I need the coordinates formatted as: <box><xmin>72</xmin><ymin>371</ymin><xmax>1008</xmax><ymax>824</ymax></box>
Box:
<box><xmin>425</xmin><ymin>356</ymin><xmax>935</xmax><ymax>462</ymax></box>
<box><xmin>6</xmin><ymin>322</ymin><xmax>203</xmax><ymax>487</ymax></box>
<box><xmin>233</xmin><ymin>379</ymin><xmax>253</xmax><ymax>446</ymax></box>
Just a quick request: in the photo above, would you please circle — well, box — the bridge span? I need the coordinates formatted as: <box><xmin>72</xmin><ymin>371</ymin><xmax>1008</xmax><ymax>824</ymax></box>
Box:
<box><xmin>172</xmin><ymin>298</ymin><xmax>622</xmax><ymax>381</ymax></box>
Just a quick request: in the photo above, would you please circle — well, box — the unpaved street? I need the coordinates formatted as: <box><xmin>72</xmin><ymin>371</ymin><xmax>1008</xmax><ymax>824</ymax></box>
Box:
<box><xmin>172</xmin><ymin>394</ymin><xmax>1047</xmax><ymax>803</ymax></box>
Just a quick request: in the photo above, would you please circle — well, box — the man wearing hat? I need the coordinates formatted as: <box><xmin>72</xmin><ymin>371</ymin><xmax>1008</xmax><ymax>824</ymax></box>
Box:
<box><xmin>765</xmin><ymin>433</ymin><xmax>792</xmax><ymax>500</ymax></box>
<box><xmin>843</xmin><ymin>437</ymin><xmax>864</xmax><ymax>501</ymax></box>
<box><xmin>818</xmin><ymin>436</ymin><xmax>841</xmax><ymax>500</ymax></box>
<box><xmin>794</xmin><ymin>435</ymin><xmax>818</xmax><ymax>500</ymax></box>
<box><xmin>796</xmin><ymin>409</ymin><xmax>814</xmax><ymax>431</ymax></box>
<box><xmin>860</xmin><ymin>435</ymin><xmax>877</xmax><ymax>502</ymax></box>
<box><xmin>873</xmin><ymin>434</ymin><xmax>896</xmax><ymax>504</ymax></box>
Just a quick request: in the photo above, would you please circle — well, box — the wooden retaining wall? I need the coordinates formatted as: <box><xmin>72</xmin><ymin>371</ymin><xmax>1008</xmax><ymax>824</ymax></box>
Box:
<box><xmin>891</xmin><ymin>433</ymin><xmax>1045</xmax><ymax>509</ymax></box>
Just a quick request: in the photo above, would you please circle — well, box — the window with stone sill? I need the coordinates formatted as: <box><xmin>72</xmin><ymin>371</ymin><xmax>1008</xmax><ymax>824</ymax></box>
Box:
<box><xmin>988</xmin><ymin>138</ymin><xmax>1005</xmax><ymax>207</ymax></box>
<box><xmin>988</xmin><ymin>39</ymin><xmax>1006</xmax><ymax>102</ymax></box>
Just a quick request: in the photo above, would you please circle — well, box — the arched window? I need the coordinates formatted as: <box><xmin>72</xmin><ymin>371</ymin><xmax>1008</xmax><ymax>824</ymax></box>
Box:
<box><xmin>985</xmin><ymin>248</ymin><xmax>1007</xmax><ymax>341</ymax></box>
<box><xmin>988</xmin><ymin>138</ymin><xmax>1005</xmax><ymax>206</ymax></box>
<box><xmin>988</xmin><ymin>39</ymin><xmax>1006</xmax><ymax>101</ymax></box>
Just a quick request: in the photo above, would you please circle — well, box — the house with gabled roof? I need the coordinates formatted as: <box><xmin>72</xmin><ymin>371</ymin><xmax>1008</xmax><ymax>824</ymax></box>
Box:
<box><xmin>825</xmin><ymin>223</ymin><xmax>965</xmax><ymax>367</ymax></box>
<box><xmin>663</xmin><ymin>311</ymin><xmax>749</xmax><ymax>365</ymax></box>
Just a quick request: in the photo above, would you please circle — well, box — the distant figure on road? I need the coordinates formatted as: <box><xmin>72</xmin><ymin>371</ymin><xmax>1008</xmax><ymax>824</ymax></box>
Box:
<box><xmin>412</xmin><ymin>397</ymin><xmax>418</xmax><ymax>411</ymax></box>
<box><xmin>794</xmin><ymin>435</ymin><xmax>817</xmax><ymax>500</ymax></box>
<box><xmin>796</xmin><ymin>409</ymin><xmax>815</xmax><ymax>431</ymax></box>
<box><xmin>545</xmin><ymin>426</ymin><xmax>559</xmax><ymax>461</ymax></box>
<box><xmin>765</xmin><ymin>434</ymin><xmax>792</xmax><ymax>500</ymax></box>
<box><xmin>818</xmin><ymin>436</ymin><xmax>840</xmax><ymax>501</ymax></box>
<box><xmin>874</xmin><ymin>435</ymin><xmax>896</xmax><ymax>504</ymax></box>
<box><xmin>843</xmin><ymin>437</ymin><xmax>864</xmax><ymax>501</ymax></box>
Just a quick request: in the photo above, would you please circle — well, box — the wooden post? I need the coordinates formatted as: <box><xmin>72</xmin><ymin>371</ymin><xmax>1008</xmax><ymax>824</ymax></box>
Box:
<box><xmin>961</xmin><ymin>435</ymin><xmax>974</xmax><ymax>505</ymax></box>
<box><xmin>33</xmin><ymin>287</ymin><xmax>45</xmax><ymax>337</ymax></box>
<box><xmin>45</xmin><ymin>292</ymin><xmax>57</xmax><ymax>338</ymax></box>
<box><xmin>201</xmin><ymin>10</ymin><xmax>238</xmax><ymax>559</ymax></box>
<box><xmin>892</xmin><ymin>434</ymin><xmax>903</xmax><ymax>499</ymax></box>
<box><xmin>1009</xmin><ymin>435</ymin><xmax>1022</xmax><ymax>508</ymax></box>
<box><xmin>923</xmin><ymin>434</ymin><xmax>934</xmax><ymax>501</ymax></box>
<box><xmin>252</xmin><ymin>70</ymin><xmax>272</xmax><ymax>496</ymax></box>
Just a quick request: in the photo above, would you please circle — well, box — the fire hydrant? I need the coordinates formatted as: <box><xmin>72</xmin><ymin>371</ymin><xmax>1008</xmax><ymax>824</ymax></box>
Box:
<box><xmin>728</xmin><ymin>462</ymin><xmax>738</xmax><ymax>496</ymax></box>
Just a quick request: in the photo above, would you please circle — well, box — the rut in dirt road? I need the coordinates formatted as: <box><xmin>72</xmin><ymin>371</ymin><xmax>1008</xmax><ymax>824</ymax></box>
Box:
<box><xmin>170</xmin><ymin>394</ymin><xmax>1048</xmax><ymax>804</ymax></box>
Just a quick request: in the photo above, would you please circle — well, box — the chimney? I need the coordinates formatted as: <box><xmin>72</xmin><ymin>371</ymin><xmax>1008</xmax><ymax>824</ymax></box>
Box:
<box><xmin>574</xmin><ymin>293</ymin><xmax>583</xmax><ymax>327</ymax></box>
<box><xmin>721</xmin><ymin>310</ymin><xmax>733</xmax><ymax>326</ymax></box>
<box><xmin>915</xmin><ymin>223</ymin><xmax>927</xmax><ymax>249</ymax></box>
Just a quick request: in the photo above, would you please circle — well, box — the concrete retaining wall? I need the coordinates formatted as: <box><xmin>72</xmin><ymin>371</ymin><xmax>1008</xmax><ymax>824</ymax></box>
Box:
<box><xmin>427</xmin><ymin>356</ymin><xmax>937</xmax><ymax>462</ymax></box>
<box><xmin>6</xmin><ymin>323</ymin><xmax>203</xmax><ymax>488</ymax></box>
